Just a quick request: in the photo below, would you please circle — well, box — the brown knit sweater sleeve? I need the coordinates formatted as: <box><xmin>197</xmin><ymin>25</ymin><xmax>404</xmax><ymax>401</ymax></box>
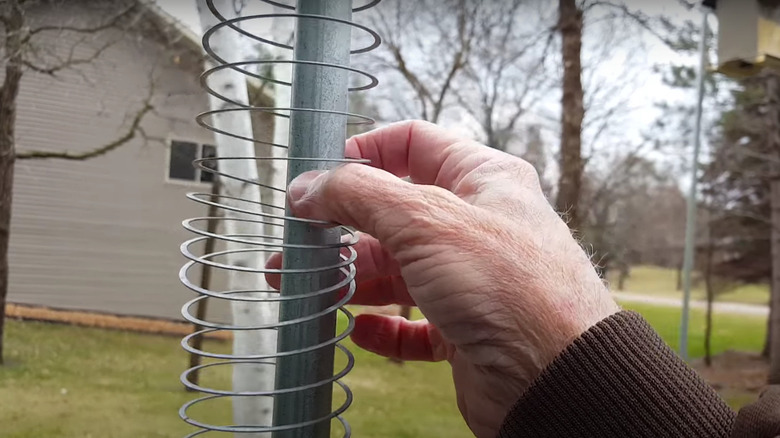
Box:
<box><xmin>498</xmin><ymin>311</ymin><xmax>748</xmax><ymax>438</ymax></box>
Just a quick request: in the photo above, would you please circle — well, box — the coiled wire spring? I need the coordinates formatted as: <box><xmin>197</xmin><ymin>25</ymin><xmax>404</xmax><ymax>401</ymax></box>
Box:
<box><xmin>178</xmin><ymin>0</ymin><xmax>380</xmax><ymax>435</ymax></box>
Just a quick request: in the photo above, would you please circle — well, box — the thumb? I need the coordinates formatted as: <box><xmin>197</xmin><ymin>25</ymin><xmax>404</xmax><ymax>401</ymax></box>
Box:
<box><xmin>287</xmin><ymin>163</ymin><xmax>465</xmax><ymax>250</ymax></box>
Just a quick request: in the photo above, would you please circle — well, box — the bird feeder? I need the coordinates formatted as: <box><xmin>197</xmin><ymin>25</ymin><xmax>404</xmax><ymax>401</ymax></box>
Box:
<box><xmin>709</xmin><ymin>0</ymin><xmax>780</xmax><ymax>77</ymax></box>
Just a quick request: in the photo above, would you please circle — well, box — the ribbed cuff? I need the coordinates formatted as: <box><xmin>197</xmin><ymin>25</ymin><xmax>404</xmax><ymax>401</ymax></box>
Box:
<box><xmin>497</xmin><ymin>311</ymin><xmax>736</xmax><ymax>438</ymax></box>
<box><xmin>731</xmin><ymin>385</ymin><xmax>780</xmax><ymax>437</ymax></box>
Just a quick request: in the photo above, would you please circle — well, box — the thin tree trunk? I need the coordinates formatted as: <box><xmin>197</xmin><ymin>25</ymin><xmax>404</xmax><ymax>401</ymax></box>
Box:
<box><xmin>0</xmin><ymin>134</ymin><xmax>16</xmax><ymax>368</ymax></box>
<box><xmin>0</xmin><ymin>1</ymin><xmax>24</xmax><ymax>365</ymax></box>
<box><xmin>704</xmin><ymin>234</ymin><xmax>714</xmax><ymax>367</ymax></box>
<box><xmin>196</xmin><ymin>0</ymin><xmax>277</xmax><ymax>432</ymax></box>
<box><xmin>555</xmin><ymin>0</ymin><xmax>585</xmax><ymax>231</ymax></box>
<box><xmin>769</xmin><ymin>176</ymin><xmax>780</xmax><ymax>382</ymax></box>
<box><xmin>676</xmin><ymin>263</ymin><xmax>683</xmax><ymax>291</ymax></box>
<box><xmin>768</xmin><ymin>73</ymin><xmax>780</xmax><ymax>383</ymax></box>
<box><xmin>617</xmin><ymin>265</ymin><xmax>629</xmax><ymax>291</ymax></box>
<box><xmin>764</xmin><ymin>296</ymin><xmax>772</xmax><ymax>359</ymax></box>
<box><xmin>266</xmin><ymin>40</ymin><xmax>290</xmax><ymax>236</ymax></box>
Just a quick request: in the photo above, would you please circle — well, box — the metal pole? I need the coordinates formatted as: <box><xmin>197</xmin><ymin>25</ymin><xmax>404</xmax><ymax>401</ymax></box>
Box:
<box><xmin>679</xmin><ymin>8</ymin><xmax>709</xmax><ymax>361</ymax></box>
<box><xmin>273</xmin><ymin>1</ymin><xmax>352</xmax><ymax>437</ymax></box>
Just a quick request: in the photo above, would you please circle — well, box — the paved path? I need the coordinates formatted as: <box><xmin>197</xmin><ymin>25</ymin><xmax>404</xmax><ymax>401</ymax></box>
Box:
<box><xmin>612</xmin><ymin>292</ymin><xmax>769</xmax><ymax>317</ymax></box>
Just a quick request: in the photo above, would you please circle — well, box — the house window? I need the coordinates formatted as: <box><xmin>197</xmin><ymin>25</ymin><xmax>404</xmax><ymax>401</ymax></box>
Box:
<box><xmin>168</xmin><ymin>141</ymin><xmax>217</xmax><ymax>183</ymax></box>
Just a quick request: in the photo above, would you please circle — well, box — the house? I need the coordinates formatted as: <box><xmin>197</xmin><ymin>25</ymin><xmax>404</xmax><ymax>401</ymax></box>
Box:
<box><xmin>6</xmin><ymin>0</ymin><xmax>274</xmax><ymax>322</ymax></box>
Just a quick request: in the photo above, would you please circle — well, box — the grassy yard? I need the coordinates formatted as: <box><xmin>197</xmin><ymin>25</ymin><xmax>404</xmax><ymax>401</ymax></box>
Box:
<box><xmin>622</xmin><ymin>302</ymin><xmax>766</xmax><ymax>359</ymax></box>
<box><xmin>609</xmin><ymin>265</ymin><xmax>770</xmax><ymax>306</ymax></box>
<box><xmin>0</xmin><ymin>315</ymin><xmax>468</xmax><ymax>438</ymax></box>
<box><xmin>0</xmin><ymin>303</ymin><xmax>767</xmax><ymax>437</ymax></box>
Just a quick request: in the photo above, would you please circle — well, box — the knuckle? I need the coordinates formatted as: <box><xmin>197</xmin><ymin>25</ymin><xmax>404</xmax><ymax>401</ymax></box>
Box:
<box><xmin>321</xmin><ymin>163</ymin><xmax>367</xmax><ymax>200</ymax></box>
<box><xmin>459</xmin><ymin>156</ymin><xmax>541</xmax><ymax>194</ymax></box>
<box><xmin>513</xmin><ymin>158</ymin><xmax>542</xmax><ymax>188</ymax></box>
<box><xmin>406</xmin><ymin>119</ymin><xmax>436</xmax><ymax>132</ymax></box>
<box><xmin>491</xmin><ymin>157</ymin><xmax>541</xmax><ymax>190</ymax></box>
<box><xmin>323</xmin><ymin>164</ymin><xmax>408</xmax><ymax>232</ymax></box>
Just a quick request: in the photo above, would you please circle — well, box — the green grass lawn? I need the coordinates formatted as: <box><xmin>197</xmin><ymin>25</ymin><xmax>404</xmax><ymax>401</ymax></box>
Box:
<box><xmin>0</xmin><ymin>303</ymin><xmax>767</xmax><ymax>437</ymax></box>
<box><xmin>620</xmin><ymin>302</ymin><xmax>766</xmax><ymax>359</ymax></box>
<box><xmin>0</xmin><ymin>315</ymin><xmax>468</xmax><ymax>438</ymax></box>
<box><xmin>609</xmin><ymin>265</ymin><xmax>770</xmax><ymax>306</ymax></box>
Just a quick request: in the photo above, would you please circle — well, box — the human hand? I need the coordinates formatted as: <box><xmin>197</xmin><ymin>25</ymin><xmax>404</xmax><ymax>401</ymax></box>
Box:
<box><xmin>266</xmin><ymin>121</ymin><xmax>619</xmax><ymax>437</ymax></box>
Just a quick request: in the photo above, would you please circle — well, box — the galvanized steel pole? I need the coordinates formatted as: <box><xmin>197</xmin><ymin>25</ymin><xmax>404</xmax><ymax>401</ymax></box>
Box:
<box><xmin>273</xmin><ymin>0</ymin><xmax>353</xmax><ymax>436</ymax></box>
<box><xmin>679</xmin><ymin>8</ymin><xmax>709</xmax><ymax>361</ymax></box>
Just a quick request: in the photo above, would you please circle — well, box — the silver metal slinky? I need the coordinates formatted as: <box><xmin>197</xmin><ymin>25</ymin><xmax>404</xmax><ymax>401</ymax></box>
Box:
<box><xmin>179</xmin><ymin>0</ymin><xmax>380</xmax><ymax>436</ymax></box>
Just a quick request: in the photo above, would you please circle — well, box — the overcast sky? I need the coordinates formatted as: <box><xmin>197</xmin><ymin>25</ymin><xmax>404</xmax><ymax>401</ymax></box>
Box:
<box><xmin>154</xmin><ymin>0</ymin><xmax>709</xmax><ymax>166</ymax></box>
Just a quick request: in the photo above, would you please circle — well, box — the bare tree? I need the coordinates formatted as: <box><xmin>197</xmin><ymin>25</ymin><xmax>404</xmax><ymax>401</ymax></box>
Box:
<box><xmin>521</xmin><ymin>124</ymin><xmax>553</xmax><ymax>196</ymax></box>
<box><xmin>196</xmin><ymin>0</ymin><xmax>277</xmax><ymax>431</ymax></box>
<box><xmin>455</xmin><ymin>2</ymin><xmax>556</xmax><ymax>151</ymax></box>
<box><xmin>0</xmin><ymin>0</ymin><xmax>158</xmax><ymax>364</ymax></box>
<box><xmin>366</xmin><ymin>0</ymin><xmax>555</xmax><ymax>149</ymax></box>
<box><xmin>765</xmin><ymin>73</ymin><xmax>780</xmax><ymax>384</ymax></box>
<box><xmin>698</xmin><ymin>71</ymin><xmax>778</xmax><ymax>374</ymax></box>
<box><xmin>555</xmin><ymin>0</ymin><xmax>585</xmax><ymax>231</ymax></box>
<box><xmin>364</xmin><ymin>0</ymin><xmax>479</xmax><ymax>123</ymax></box>
<box><xmin>553</xmin><ymin>0</ymin><xmax>695</xmax><ymax>236</ymax></box>
<box><xmin>580</xmin><ymin>149</ymin><xmax>670</xmax><ymax>278</ymax></box>
<box><xmin>702</xmin><ymin>220</ymin><xmax>716</xmax><ymax>367</ymax></box>
<box><xmin>698</xmin><ymin>198</ymin><xmax>741</xmax><ymax>367</ymax></box>
<box><xmin>364</xmin><ymin>0</ymin><xmax>557</xmax><ymax>332</ymax></box>
<box><xmin>364</xmin><ymin>0</ymin><xmax>485</xmax><ymax>348</ymax></box>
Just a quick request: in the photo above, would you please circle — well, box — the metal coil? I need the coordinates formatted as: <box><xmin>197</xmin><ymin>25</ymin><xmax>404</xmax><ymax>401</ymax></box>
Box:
<box><xmin>179</xmin><ymin>0</ymin><xmax>380</xmax><ymax>436</ymax></box>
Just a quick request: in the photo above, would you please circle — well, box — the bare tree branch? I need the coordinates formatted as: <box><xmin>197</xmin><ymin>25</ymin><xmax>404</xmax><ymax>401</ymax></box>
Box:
<box><xmin>588</xmin><ymin>141</ymin><xmax>654</xmax><ymax>205</ymax></box>
<box><xmin>581</xmin><ymin>0</ymin><xmax>690</xmax><ymax>49</ymax></box>
<box><xmin>428</xmin><ymin>0</ymin><xmax>478</xmax><ymax>122</ymax></box>
<box><xmin>365</xmin><ymin>0</ymin><xmax>479</xmax><ymax>123</ymax></box>
<box><xmin>22</xmin><ymin>40</ymin><xmax>113</xmax><ymax>75</ymax></box>
<box><xmin>27</xmin><ymin>2</ymin><xmax>139</xmax><ymax>37</ymax></box>
<box><xmin>17</xmin><ymin>99</ymin><xmax>154</xmax><ymax>160</ymax></box>
<box><xmin>387</xmin><ymin>42</ymin><xmax>433</xmax><ymax>120</ymax></box>
<box><xmin>736</xmin><ymin>146</ymin><xmax>780</xmax><ymax>165</ymax></box>
<box><xmin>452</xmin><ymin>1</ymin><xmax>555</xmax><ymax>150</ymax></box>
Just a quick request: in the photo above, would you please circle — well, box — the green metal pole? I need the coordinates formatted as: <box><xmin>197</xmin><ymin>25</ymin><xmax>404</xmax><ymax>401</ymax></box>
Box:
<box><xmin>273</xmin><ymin>1</ymin><xmax>352</xmax><ymax>436</ymax></box>
<box><xmin>680</xmin><ymin>8</ymin><xmax>709</xmax><ymax>361</ymax></box>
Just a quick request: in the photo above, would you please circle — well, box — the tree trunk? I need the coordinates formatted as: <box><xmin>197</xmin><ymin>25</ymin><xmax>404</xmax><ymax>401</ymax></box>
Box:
<box><xmin>266</xmin><ymin>38</ymin><xmax>290</xmax><ymax>236</ymax></box>
<box><xmin>766</xmin><ymin>74</ymin><xmax>780</xmax><ymax>384</ymax></box>
<box><xmin>770</xmin><ymin>176</ymin><xmax>780</xmax><ymax>382</ymax></box>
<box><xmin>0</xmin><ymin>1</ymin><xmax>24</xmax><ymax>365</ymax></box>
<box><xmin>617</xmin><ymin>264</ymin><xmax>629</xmax><ymax>291</ymax></box>
<box><xmin>555</xmin><ymin>0</ymin><xmax>585</xmax><ymax>231</ymax></box>
<box><xmin>196</xmin><ymin>0</ymin><xmax>277</xmax><ymax>432</ymax></box>
<box><xmin>0</xmin><ymin>128</ymin><xmax>16</xmax><ymax>368</ymax></box>
<box><xmin>676</xmin><ymin>263</ymin><xmax>683</xmax><ymax>291</ymax></box>
<box><xmin>704</xmin><ymin>235</ymin><xmax>714</xmax><ymax>367</ymax></box>
<box><xmin>764</xmin><ymin>295</ymin><xmax>772</xmax><ymax>359</ymax></box>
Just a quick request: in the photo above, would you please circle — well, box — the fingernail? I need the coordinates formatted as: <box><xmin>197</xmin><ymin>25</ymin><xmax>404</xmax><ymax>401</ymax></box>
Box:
<box><xmin>288</xmin><ymin>170</ymin><xmax>324</xmax><ymax>203</ymax></box>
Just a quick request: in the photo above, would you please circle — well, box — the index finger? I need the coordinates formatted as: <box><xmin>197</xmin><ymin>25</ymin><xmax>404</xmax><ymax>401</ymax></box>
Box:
<box><xmin>346</xmin><ymin>120</ymin><xmax>510</xmax><ymax>189</ymax></box>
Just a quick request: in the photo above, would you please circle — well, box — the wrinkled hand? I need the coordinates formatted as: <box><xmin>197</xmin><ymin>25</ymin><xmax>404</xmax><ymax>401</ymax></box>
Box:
<box><xmin>266</xmin><ymin>121</ymin><xmax>618</xmax><ymax>438</ymax></box>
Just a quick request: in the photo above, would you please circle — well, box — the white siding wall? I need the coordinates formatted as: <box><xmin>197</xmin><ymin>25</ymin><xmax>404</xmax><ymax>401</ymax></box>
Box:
<box><xmin>6</xmin><ymin>3</ymin><xmax>232</xmax><ymax>322</ymax></box>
